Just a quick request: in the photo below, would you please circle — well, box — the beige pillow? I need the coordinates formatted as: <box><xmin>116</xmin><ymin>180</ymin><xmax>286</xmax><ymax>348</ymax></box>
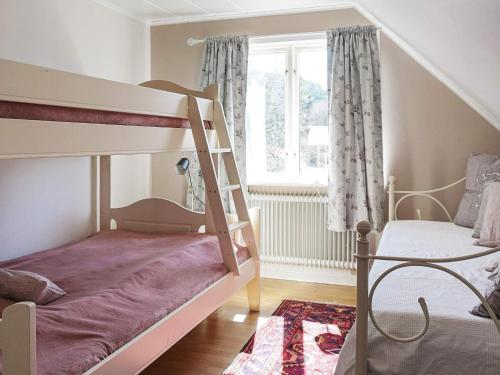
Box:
<box><xmin>0</xmin><ymin>268</ymin><xmax>66</xmax><ymax>304</ymax></box>
<box><xmin>473</xmin><ymin>182</ymin><xmax>495</xmax><ymax>238</ymax></box>
<box><xmin>475</xmin><ymin>182</ymin><xmax>500</xmax><ymax>248</ymax></box>
<box><xmin>454</xmin><ymin>153</ymin><xmax>500</xmax><ymax>228</ymax></box>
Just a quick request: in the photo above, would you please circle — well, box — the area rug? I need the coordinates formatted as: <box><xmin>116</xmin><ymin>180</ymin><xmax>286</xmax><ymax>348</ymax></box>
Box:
<box><xmin>223</xmin><ymin>300</ymin><xmax>356</xmax><ymax>375</ymax></box>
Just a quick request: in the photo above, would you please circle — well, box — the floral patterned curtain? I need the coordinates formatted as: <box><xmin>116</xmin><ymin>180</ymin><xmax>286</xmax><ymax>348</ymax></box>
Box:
<box><xmin>327</xmin><ymin>26</ymin><xmax>384</xmax><ymax>231</ymax></box>
<box><xmin>188</xmin><ymin>35</ymin><xmax>249</xmax><ymax>212</ymax></box>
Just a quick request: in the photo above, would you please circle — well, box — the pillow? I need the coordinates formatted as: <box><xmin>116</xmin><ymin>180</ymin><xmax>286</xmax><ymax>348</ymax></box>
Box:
<box><xmin>471</xmin><ymin>272</ymin><xmax>500</xmax><ymax>319</ymax></box>
<box><xmin>474</xmin><ymin>182</ymin><xmax>500</xmax><ymax>248</ymax></box>
<box><xmin>454</xmin><ymin>153</ymin><xmax>500</xmax><ymax>228</ymax></box>
<box><xmin>473</xmin><ymin>181</ymin><xmax>496</xmax><ymax>237</ymax></box>
<box><xmin>485</xmin><ymin>261</ymin><xmax>498</xmax><ymax>274</ymax></box>
<box><xmin>0</xmin><ymin>268</ymin><xmax>65</xmax><ymax>304</ymax></box>
<box><xmin>483</xmin><ymin>259</ymin><xmax>499</xmax><ymax>281</ymax></box>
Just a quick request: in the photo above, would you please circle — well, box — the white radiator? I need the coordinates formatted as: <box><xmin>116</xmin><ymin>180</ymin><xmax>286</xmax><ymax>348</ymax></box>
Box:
<box><xmin>248</xmin><ymin>193</ymin><xmax>357</xmax><ymax>270</ymax></box>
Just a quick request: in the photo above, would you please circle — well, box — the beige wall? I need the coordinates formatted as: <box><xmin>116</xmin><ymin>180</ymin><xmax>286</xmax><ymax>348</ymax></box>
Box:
<box><xmin>357</xmin><ymin>0</ymin><xmax>500</xmax><ymax>131</ymax></box>
<box><xmin>0</xmin><ymin>0</ymin><xmax>151</xmax><ymax>260</ymax></box>
<box><xmin>150</xmin><ymin>8</ymin><xmax>500</xmax><ymax>220</ymax></box>
<box><xmin>152</xmin><ymin>9</ymin><xmax>368</xmax><ymax>88</ymax></box>
<box><xmin>380</xmin><ymin>34</ymin><xmax>500</xmax><ymax>220</ymax></box>
<box><xmin>150</xmin><ymin>9</ymin><xmax>370</xmax><ymax>203</ymax></box>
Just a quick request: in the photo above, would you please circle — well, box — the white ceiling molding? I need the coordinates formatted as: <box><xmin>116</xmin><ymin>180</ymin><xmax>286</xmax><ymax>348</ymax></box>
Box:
<box><xmin>150</xmin><ymin>2</ymin><xmax>354</xmax><ymax>26</ymax></box>
<box><xmin>353</xmin><ymin>3</ymin><xmax>500</xmax><ymax>131</ymax></box>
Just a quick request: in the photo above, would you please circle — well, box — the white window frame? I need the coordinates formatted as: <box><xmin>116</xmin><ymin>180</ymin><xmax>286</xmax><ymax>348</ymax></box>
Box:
<box><xmin>247</xmin><ymin>33</ymin><xmax>327</xmax><ymax>186</ymax></box>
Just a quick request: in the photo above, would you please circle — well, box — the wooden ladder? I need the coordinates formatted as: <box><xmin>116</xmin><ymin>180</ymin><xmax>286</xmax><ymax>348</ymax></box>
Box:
<box><xmin>188</xmin><ymin>89</ymin><xmax>259</xmax><ymax>276</ymax></box>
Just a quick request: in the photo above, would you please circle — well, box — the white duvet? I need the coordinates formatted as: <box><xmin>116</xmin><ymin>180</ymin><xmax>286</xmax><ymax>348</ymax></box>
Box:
<box><xmin>336</xmin><ymin>220</ymin><xmax>500</xmax><ymax>375</ymax></box>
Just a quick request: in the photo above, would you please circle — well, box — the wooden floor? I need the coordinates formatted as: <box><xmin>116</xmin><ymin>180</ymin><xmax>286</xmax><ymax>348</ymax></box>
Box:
<box><xmin>143</xmin><ymin>278</ymin><xmax>356</xmax><ymax>375</ymax></box>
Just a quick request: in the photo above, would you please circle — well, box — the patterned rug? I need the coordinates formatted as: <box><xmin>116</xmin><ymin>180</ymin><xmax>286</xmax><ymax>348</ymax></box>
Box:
<box><xmin>223</xmin><ymin>300</ymin><xmax>356</xmax><ymax>375</ymax></box>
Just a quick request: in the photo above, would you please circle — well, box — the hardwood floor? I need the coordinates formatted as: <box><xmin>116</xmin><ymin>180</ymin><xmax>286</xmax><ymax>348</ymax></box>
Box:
<box><xmin>143</xmin><ymin>278</ymin><xmax>356</xmax><ymax>375</ymax></box>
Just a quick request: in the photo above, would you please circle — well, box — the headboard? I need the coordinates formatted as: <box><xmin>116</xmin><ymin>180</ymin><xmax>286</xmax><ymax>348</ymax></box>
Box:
<box><xmin>387</xmin><ymin>175</ymin><xmax>466</xmax><ymax>221</ymax></box>
<box><xmin>110</xmin><ymin>198</ymin><xmax>205</xmax><ymax>233</ymax></box>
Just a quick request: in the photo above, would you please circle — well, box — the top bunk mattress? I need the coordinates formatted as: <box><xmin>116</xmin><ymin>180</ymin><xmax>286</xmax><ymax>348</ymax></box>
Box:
<box><xmin>336</xmin><ymin>220</ymin><xmax>500</xmax><ymax>375</ymax></box>
<box><xmin>0</xmin><ymin>100</ymin><xmax>212</xmax><ymax>128</ymax></box>
<box><xmin>0</xmin><ymin>230</ymin><xmax>249</xmax><ymax>374</ymax></box>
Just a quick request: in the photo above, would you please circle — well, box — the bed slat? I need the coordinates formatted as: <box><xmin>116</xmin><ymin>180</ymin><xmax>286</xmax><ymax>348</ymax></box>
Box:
<box><xmin>0</xmin><ymin>119</ymin><xmax>218</xmax><ymax>159</ymax></box>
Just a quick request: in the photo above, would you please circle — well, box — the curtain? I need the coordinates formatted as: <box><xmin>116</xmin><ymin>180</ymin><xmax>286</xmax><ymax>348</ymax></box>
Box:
<box><xmin>327</xmin><ymin>26</ymin><xmax>384</xmax><ymax>232</ymax></box>
<box><xmin>187</xmin><ymin>35</ymin><xmax>249</xmax><ymax>212</ymax></box>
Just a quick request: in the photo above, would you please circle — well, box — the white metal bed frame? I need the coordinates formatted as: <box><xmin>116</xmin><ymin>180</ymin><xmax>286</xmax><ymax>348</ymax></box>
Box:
<box><xmin>0</xmin><ymin>58</ymin><xmax>261</xmax><ymax>375</ymax></box>
<box><xmin>354</xmin><ymin>175</ymin><xmax>500</xmax><ymax>375</ymax></box>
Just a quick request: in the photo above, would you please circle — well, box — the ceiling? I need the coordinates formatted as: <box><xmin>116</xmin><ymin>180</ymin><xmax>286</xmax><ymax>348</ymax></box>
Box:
<box><xmin>96</xmin><ymin>0</ymin><xmax>352</xmax><ymax>25</ymax></box>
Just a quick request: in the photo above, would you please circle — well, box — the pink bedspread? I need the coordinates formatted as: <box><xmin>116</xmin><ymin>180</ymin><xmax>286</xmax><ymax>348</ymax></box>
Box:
<box><xmin>0</xmin><ymin>230</ymin><xmax>249</xmax><ymax>374</ymax></box>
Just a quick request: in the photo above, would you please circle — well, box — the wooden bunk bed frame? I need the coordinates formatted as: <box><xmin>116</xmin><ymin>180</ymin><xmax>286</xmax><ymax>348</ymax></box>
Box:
<box><xmin>0</xmin><ymin>58</ymin><xmax>261</xmax><ymax>375</ymax></box>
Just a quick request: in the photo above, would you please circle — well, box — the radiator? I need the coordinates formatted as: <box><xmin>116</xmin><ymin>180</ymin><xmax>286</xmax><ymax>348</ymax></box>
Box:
<box><xmin>248</xmin><ymin>192</ymin><xmax>357</xmax><ymax>269</ymax></box>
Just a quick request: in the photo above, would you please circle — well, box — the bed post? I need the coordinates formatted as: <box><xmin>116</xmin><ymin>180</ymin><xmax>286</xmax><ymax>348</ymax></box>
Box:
<box><xmin>388</xmin><ymin>176</ymin><xmax>396</xmax><ymax>222</ymax></box>
<box><xmin>91</xmin><ymin>156</ymin><xmax>99</xmax><ymax>233</ymax></box>
<box><xmin>100</xmin><ymin>155</ymin><xmax>111</xmax><ymax>230</ymax></box>
<box><xmin>246</xmin><ymin>207</ymin><xmax>261</xmax><ymax>312</ymax></box>
<box><xmin>0</xmin><ymin>302</ymin><xmax>36</xmax><ymax>375</ymax></box>
<box><xmin>356</xmin><ymin>221</ymin><xmax>371</xmax><ymax>375</ymax></box>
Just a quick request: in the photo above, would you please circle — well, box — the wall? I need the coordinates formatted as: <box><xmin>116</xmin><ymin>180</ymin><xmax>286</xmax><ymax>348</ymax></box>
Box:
<box><xmin>150</xmin><ymin>8</ymin><xmax>500</xmax><ymax>222</ymax></box>
<box><xmin>0</xmin><ymin>0</ymin><xmax>150</xmax><ymax>260</ymax></box>
<box><xmin>357</xmin><ymin>0</ymin><xmax>500</xmax><ymax>131</ymax></box>
<box><xmin>150</xmin><ymin>9</ymin><xmax>369</xmax><ymax>203</ymax></box>
<box><xmin>380</xmin><ymin>34</ymin><xmax>500</xmax><ymax>220</ymax></box>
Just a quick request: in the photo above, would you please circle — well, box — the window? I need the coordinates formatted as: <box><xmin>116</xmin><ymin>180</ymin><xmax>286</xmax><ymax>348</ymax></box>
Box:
<box><xmin>246</xmin><ymin>36</ymin><xmax>328</xmax><ymax>185</ymax></box>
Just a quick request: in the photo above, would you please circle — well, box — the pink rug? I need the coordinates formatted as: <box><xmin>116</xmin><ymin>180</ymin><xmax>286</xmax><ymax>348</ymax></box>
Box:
<box><xmin>223</xmin><ymin>300</ymin><xmax>356</xmax><ymax>375</ymax></box>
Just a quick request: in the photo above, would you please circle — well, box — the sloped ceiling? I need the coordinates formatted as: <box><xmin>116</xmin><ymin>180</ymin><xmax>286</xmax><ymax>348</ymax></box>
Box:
<box><xmin>356</xmin><ymin>0</ymin><xmax>500</xmax><ymax>131</ymax></box>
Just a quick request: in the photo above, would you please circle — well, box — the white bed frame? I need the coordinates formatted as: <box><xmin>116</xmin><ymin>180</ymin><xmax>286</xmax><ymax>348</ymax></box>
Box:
<box><xmin>0</xmin><ymin>58</ymin><xmax>260</xmax><ymax>375</ymax></box>
<box><xmin>353</xmin><ymin>175</ymin><xmax>500</xmax><ymax>375</ymax></box>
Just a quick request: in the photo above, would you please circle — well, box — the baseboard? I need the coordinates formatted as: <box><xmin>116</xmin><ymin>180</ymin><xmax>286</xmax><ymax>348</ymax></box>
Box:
<box><xmin>261</xmin><ymin>262</ymin><xmax>356</xmax><ymax>286</ymax></box>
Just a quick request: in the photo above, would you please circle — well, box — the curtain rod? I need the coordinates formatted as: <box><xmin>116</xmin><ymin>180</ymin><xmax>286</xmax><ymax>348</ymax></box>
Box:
<box><xmin>186</xmin><ymin>37</ymin><xmax>206</xmax><ymax>46</ymax></box>
<box><xmin>186</xmin><ymin>28</ymin><xmax>380</xmax><ymax>47</ymax></box>
<box><xmin>186</xmin><ymin>31</ymin><xmax>324</xmax><ymax>47</ymax></box>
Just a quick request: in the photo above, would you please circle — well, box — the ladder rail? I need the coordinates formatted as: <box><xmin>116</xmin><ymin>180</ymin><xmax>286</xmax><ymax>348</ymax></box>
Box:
<box><xmin>136</xmin><ymin>80</ymin><xmax>259</xmax><ymax>278</ymax></box>
<box><xmin>188</xmin><ymin>95</ymin><xmax>241</xmax><ymax>275</ymax></box>
<box><xmin>212</xmin><ymin>101</ymin><xmax>260</xmax><ymax>261</ymax></box>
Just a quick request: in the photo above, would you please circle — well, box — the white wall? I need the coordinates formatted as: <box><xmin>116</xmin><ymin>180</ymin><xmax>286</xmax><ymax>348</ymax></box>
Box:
<box><xmin>0</xmin><ymin>0</ymin><xmax>151</xmax><ymax>260</ymax></box>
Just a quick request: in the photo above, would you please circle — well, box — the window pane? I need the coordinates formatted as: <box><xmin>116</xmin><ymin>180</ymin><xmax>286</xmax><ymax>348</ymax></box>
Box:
<box><xmin>298</xmin><ymin>49</ymin><xmax>328</xmax><ymax>184</ymax></box>
<box><xmin>246</xmin><ymin>51</ymin><xmax>286</xmax><ymax>182</ymax></box>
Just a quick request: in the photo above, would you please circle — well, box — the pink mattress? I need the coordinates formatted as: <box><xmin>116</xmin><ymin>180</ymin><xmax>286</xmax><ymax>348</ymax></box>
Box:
<box><xmin>0</xmin><ymin>100</ymin><xmax>212</xmax><ymax>129</ymax></box>
<box><xmin>0</xmin><ymin>230</ymin><xmax>249</xmax><ymax>374</ymax></box>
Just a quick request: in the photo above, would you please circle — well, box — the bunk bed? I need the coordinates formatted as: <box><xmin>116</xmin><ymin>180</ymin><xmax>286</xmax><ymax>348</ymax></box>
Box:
<box><xmin>0</xmin><ymin>58</ymin><xmax>261</xmax><ymax>375</ymax></box>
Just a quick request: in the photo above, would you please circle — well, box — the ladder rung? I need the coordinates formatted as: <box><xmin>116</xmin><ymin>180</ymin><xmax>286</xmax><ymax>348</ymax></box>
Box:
<box><xmin>220</xmin><ymin>184</ymin><xmax>240</xmax><ymax>192</ymax></box>
<box><xmin>211</xmin><ymin>148</ymin><xmax>232</xmax><ymax>154</ymax></box>
<box><xmin>228</xmin><ymin>221</ymin><xmax>249</xmax><ymax>232</ymax></box>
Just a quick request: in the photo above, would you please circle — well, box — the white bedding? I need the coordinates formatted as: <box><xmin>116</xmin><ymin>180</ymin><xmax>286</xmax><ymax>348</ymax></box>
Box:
<box><xmin>336</xmin><ymin>220</ymin><xmax>500</xmax><ymax>375</ymax></box>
